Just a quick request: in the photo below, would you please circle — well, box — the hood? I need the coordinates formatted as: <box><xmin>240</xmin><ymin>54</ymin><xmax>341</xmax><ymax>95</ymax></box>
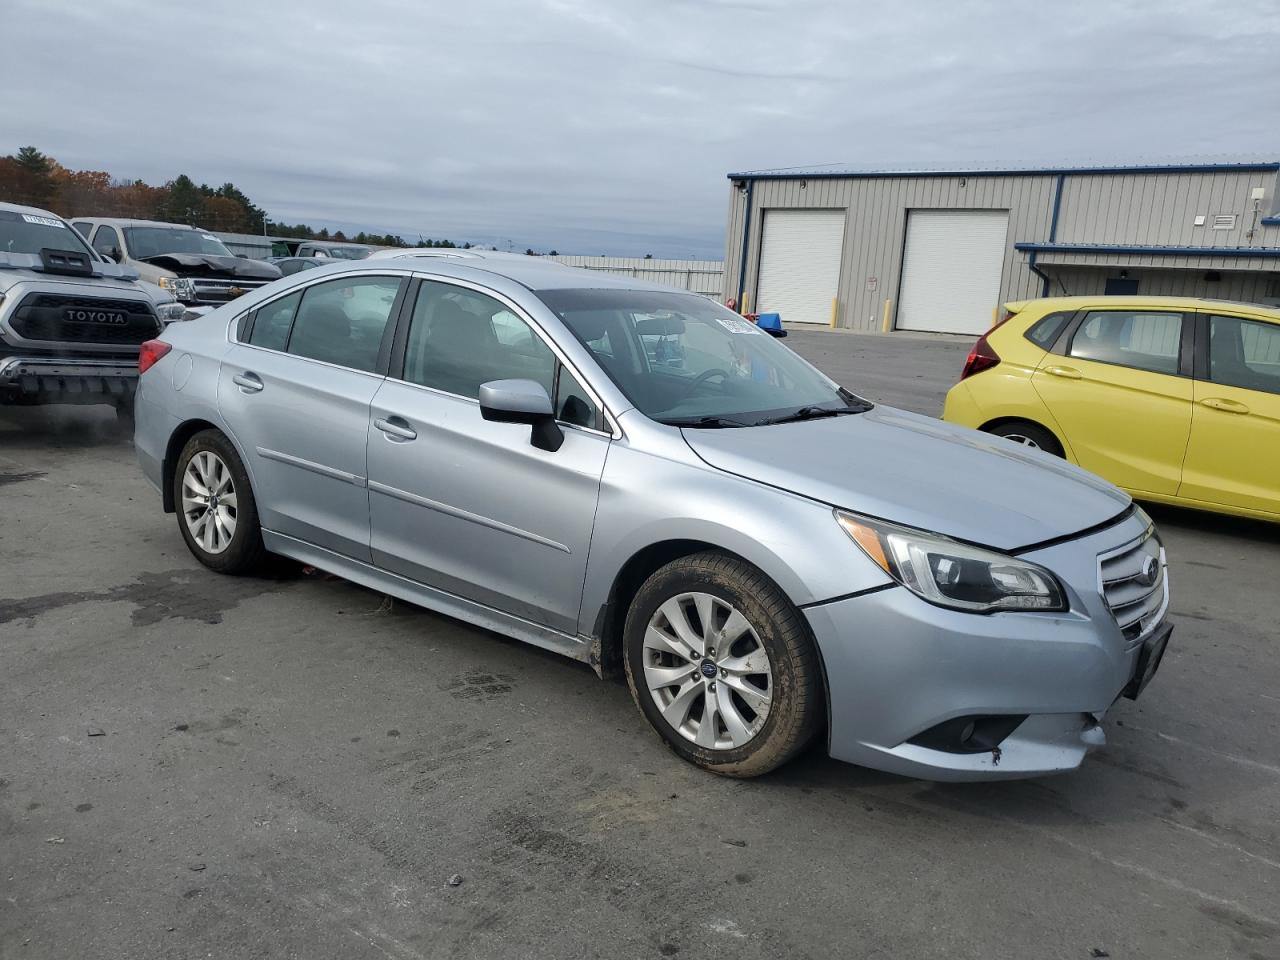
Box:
<box><xmin>137</xmin><ymin>253</ymin><xmax>282</xmax><ymax>280</ymax></box>
<box><xmin>0</xmin><ymin>254</ymin><xmax>165</xmax><ymax>301</ymax></box>
<box><xmin>0</xmin><ymin>249</ymin><xmax>140</xmax><ymax>283</ymax></box>
<box><xmin>681</xmin><ymin>405</ymin><xmax>1131</xmax><ymax>551</ymax></box>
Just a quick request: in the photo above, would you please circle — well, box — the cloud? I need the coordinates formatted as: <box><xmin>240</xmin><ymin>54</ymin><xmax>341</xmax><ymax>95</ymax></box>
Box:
<box><xmin>2</xmin><ymin>0</ymin><xmax>1276</xmax><ymax>257</ymax></box>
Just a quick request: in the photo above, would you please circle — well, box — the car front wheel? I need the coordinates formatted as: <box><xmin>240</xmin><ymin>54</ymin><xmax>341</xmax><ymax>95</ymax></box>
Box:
<box><xmin>623</xmin><ymin>552</ymin><xmax>823</xmax><ymax>777</ymax></box>
<box><xmin>174</xmin><ymin>429</ymin><xmax>268</xmax><ymax>575</ymax></box>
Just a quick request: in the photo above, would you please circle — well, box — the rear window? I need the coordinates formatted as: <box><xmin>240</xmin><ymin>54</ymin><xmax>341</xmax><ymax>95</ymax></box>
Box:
<box><xmin>1024</xmin><ymin>311</ymin><xmax>1071</xmax><ymax>349</ymax></box>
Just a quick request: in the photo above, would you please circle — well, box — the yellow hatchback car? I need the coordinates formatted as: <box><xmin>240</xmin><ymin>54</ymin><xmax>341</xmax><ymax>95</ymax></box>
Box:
<box><xmin>943</xmin><ymin>296</ymin><xmax>1280</xmax><ymax>523</ymax></box>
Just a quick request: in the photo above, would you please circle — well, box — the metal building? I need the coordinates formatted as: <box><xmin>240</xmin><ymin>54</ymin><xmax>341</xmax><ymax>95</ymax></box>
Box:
<box><xmin>722</xmin><ymin>160</ymin><xmax>1280</xmax><ymax>335</ymax></box>
<box><xmin>548</xmin><ymin>255</ymin><xmax>724</xmax><ymax>295</ymax></box>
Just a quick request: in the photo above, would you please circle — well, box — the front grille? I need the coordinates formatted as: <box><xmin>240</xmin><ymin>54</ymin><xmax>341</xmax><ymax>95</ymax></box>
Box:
<box><xmin>10</xmin><ymin>293</ymin><xmax>160</xmax><ymax>346</ymax></box>
<box><xmin>191</xmin><ymin>278</ymin><xmax>270</xmax><ymax>304</ymax></box>
<box><xmin>1099</xmin><ymin>528</ymin><xmax>1168</xmax><ymax>644</ymax></box>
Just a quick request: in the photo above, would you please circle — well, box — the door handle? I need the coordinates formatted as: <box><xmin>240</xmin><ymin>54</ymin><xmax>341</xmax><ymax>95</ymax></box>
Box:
<box><xmin>374</xmin><ymin>416</ymin><xmax>417</xmax><ymax>442</ymax></box>
<box><xmin>232</xmin><ymin>371</ymin><xmax>264</xmax><ymax>393</ymax></box>
<box><xmin>1200</xmin><ymin>397</ymin><xmax>1250</xmax><ymax>415</ymax></box>
<box><xmin>1043</xmin><ymin>365</ymin><xmax>1082</xmax><ymax>380</ymax></box>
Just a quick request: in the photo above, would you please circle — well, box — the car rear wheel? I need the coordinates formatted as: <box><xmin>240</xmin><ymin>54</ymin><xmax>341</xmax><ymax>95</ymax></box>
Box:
<box><xmin>985</xmin><ymin>420</ymin><xmax>1064</xmax><ymax>456</ymax></box>
<box><xmin>174</xmin><ymin>430</ymin><xmax>268</xmax><ymax>575</ymax></box>
<box><xmin>623</xmin><ymin>552</ymin><xmax>822</xmax><ymax>778</ymax></box>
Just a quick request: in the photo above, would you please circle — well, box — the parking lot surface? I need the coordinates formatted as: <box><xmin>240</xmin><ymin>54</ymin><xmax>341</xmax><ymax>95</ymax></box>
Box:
<box><xmin>2</xmin><ymin>328</ymin><xmax>1279</xmax><ymax>960</ymax></box>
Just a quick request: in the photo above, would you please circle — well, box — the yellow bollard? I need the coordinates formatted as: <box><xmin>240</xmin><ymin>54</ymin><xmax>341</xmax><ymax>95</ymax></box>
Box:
<box><xmin>829</xmin><ymin>297</ymin><xmax>838</xmax><ymax>328</ymax></box>
<box><xmin>881</xmin><ymin>299</ymin><xmax>893</xmax><ymax>333</ymax></box>
<box><xmin>741</xmin><ymin>292</ymin><xmax>751</xmax><ymax>316</ymax></box>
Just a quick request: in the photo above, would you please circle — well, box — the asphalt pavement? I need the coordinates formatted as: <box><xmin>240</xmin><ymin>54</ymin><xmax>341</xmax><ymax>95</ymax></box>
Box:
<box><xmin>2</xmin><ymin>328</ymin><xmax>1278</xmax><ymax>960</ymax></box>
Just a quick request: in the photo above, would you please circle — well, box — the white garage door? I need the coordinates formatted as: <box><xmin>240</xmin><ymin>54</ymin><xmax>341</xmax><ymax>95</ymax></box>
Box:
<box><xmin>756</xmin><ymin>210</ymin><xmax>846</xmax><ymax>326</ymax></box>
<box><xmin>897</xmin><ymin>210</ymin><xmax>1010</xmax><ymax>335</ymax></box>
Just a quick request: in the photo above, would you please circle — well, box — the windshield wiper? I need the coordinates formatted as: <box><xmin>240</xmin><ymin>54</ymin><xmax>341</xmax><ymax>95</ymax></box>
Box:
<box><xmin>756</xmin><ymin>404</ymin><xmax>869</xmax><ymax>426</ymax></box>
<box><xmin>659</xmin><ymin>415</ymin><xmax>753</xmax><ymax>429</ymax></box>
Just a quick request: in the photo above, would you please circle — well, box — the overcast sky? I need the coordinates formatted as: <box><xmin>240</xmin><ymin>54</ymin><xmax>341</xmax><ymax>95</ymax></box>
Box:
<box><xmin>4</xmin><ymin>0</ymin><xmax>1278</xmax><ymax>257</ymax></box>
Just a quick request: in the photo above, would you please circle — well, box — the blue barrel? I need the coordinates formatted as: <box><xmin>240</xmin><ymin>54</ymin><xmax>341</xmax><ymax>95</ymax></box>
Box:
<box><xmin>754</xmin><ymin>312</ymin><xmax>785</xmax><ymax>337</ymax></box>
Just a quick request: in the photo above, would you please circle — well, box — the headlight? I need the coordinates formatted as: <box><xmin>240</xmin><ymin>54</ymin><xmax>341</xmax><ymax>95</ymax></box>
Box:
<box><xmin>158</xmin><ymin>276</ymin><xmax>197</xmax><ymax>301</ymax></box>
<box><xmin>157</xmin><ymin>302</ymin><xmax>187</xmax><ymax>322</ymax></box>
<box><xmin>836</xmin><ymin>510</ymin><xmax>1066</xmax><ymax>613</ymax></box>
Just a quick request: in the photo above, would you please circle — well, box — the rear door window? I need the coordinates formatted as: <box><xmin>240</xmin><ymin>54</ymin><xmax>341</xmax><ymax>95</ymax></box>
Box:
<box><xmin>286</xmin><ymin>275</ymin><xmax>402</xmax><ymax>372</ymax></box>
<box><xmin>247</xmin><ymin>292</ymin><xmax>301</xmax><ymax>352</ymax></box>
<box><xmin>1068</xmin><ymin>310</ymin><xmax>1184</xmax><ymax>375</ymax></box>
<box><xmin>1208</xmin><ymin>315</ymin><xmax>1280</xmax><ymax>396</ymax></box>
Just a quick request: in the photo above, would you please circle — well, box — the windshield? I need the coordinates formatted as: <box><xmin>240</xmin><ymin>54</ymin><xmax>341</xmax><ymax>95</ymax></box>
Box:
<box><xmin>324</xmin><ymin>246</ymin><xmax>370</xmax><ymax>260</ymax></box>
<box><xmin>536</xmin><ymin>289</ymin><xmax>867</xmax><ymax>426</ymax></box>
<box><xmin>0</xmin><ymin>209</ymin><xmax>97</xmax><ymax>258</ymax></box>
<box><xmin>124</xmin><ymin>227</ymin><xmax>232</xmax><ymax>259</ymax></box>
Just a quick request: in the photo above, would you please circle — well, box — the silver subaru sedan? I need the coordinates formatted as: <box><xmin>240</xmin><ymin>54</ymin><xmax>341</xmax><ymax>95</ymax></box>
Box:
<box><xmin>133</xmin><ymin>251</ymin><xmax>1171</xmax><ymax>781</ymax></box>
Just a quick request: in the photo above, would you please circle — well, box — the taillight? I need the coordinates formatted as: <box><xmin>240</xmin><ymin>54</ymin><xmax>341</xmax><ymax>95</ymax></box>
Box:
<box><xmin>138</xmin><ymin>340</ymin><xmax>172</xmax><ymax>375</ymax></box>
<box><xmin>960</xmin><ymin>334</ymin><xmax>1000</xmax><ymax>381</ymax></box>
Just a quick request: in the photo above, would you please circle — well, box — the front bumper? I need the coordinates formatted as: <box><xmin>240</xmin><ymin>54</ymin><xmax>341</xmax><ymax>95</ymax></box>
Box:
<box><xmin>0</xmin><ymin>356</ymin><xmax>138</xmax><ymax>405</ymax></box>
<box><xmin>806</xmin><ymin>509</ymin><xmax>1169</xmax><ymax>781</ymax></box>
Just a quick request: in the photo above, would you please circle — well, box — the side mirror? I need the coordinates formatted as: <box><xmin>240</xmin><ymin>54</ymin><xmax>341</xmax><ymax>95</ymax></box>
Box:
<box><xmin>478</xmin><ymin>379</ymin><xmax>563</xmax><ymax>452</ymax></box>
<box><xmin>105</xmin><ymin>247</ymin><xmax>122</xmax><ymax>263</ymax></box>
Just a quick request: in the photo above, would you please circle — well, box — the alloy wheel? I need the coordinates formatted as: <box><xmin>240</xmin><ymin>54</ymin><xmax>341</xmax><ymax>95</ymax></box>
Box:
<box><xmin>642</xmin><ymin>592</ymin><xmax>773</xmax><ymax>750</ymax></box>
<box><xmin>182</xmin><ymin>451</ymin><xmax>238</xmax><ymax>555</ymax></box>
<box><xmin>1002</xmin><ymin>433</ymin><xmax>1040</xmax><ymax>448</ymax></box>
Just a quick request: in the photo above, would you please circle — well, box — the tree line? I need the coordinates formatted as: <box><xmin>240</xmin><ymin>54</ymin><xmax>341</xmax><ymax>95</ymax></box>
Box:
<box><xmin>0</xmin><ymin>146</ymin><xmax>467</xmax><ymax>249</ymax></box>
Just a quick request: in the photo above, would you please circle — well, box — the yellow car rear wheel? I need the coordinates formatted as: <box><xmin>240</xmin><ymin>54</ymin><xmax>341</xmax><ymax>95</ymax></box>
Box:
<box><xmin>985</xmin><ymin>420</ymin><xmax>1064</xmax><ymax>457</ymax></box>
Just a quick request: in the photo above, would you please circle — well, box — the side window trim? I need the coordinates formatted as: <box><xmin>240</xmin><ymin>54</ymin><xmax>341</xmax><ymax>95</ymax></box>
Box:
<box><xmin>1192</xmin><ymin>312</ymin><xmax>1209</xmax><ymax>381</ymax></box>
<box><xmin>388</xmin><ymin>273</ymin><xmax>618</xmax><ymax>437</ymax></box>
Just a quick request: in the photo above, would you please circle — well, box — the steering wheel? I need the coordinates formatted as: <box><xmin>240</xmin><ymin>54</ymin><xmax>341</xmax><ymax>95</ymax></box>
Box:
<box><xmin>681</xmin><ymin>368</ymin><xmax>731</xmax><ymax>398</ymax></box>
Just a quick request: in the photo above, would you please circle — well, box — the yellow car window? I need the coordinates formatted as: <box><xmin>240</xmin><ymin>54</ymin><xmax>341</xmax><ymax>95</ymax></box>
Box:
<box><xmin>1208</xmin><ymin>315</ymin><xmax>1280</xmax><ymax>396</ymax></box>
<box><xmin>1069</xmin><ymin>310</ymin><xmax>1182</xmax><ymax>376</ymax></box>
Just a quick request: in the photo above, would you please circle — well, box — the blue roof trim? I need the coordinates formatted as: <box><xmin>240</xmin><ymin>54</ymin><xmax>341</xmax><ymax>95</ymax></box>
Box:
<box><xmin>728</xmin><ymin>161</ymin><xmax>1280</xmax><ymax>181</ymax></box>
<box><xmin>1015</xmin><ymin>242</ymin><xmax>1280</xmax><ymax>259</ymax></box>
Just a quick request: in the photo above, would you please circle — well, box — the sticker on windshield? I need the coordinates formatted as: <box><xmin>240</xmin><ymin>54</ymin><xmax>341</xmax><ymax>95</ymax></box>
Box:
<box><xmin>717</xmin><ymin>317</ymin><xmax>764</xmax><ymax>335</ymax></box>
<box><xmin>22</xmin><ymin>214</ymin><xmax>65</xmax><ymax>228</ymax></box>
<box><xmin>201</xmin><ymin>234</ymin><xmax>218</xmax><ymax>242</ymax></box>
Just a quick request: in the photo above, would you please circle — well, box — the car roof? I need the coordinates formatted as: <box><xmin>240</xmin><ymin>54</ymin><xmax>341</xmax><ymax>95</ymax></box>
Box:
<box><xmin>74</xmin><ymin>217</ymin><xmax>201</xmax><ymax>229</ymax></box>
<box><xmin>320</xmin><ymin>250</ymin><xmax>689</xmax><ymax>294</ymax></box>
<box><xmin>0</xmin><ymin>200</ymin><xmax>65</xmax><ymax>219</ymax></box>
<box><xmin>1012</xmin><ymin>294</ymin><xmax>1280</xmax><ymax>321</ymax></box>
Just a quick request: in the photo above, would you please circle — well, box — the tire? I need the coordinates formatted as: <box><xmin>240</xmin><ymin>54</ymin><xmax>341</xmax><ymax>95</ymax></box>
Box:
<box><xmin>174</xmin><ymin>429</ymin><xmax>268</xmax><ymax>575</ymax></box>
<box><xmin>623</xmin><ymin>552</ymin><xmax>823</xmax><ymax>778</ymax></box>
<box><xmin>985</xmin><ymin>420</ymin><xmax>1064</xmax><ymax>457</ymax></box>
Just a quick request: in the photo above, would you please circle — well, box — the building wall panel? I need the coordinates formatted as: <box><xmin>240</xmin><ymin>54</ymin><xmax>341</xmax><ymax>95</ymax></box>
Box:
<box><xmin>723</xmin><ymin>166</ymin><xmax>1280</xmax><ymax>334</ymax></box>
